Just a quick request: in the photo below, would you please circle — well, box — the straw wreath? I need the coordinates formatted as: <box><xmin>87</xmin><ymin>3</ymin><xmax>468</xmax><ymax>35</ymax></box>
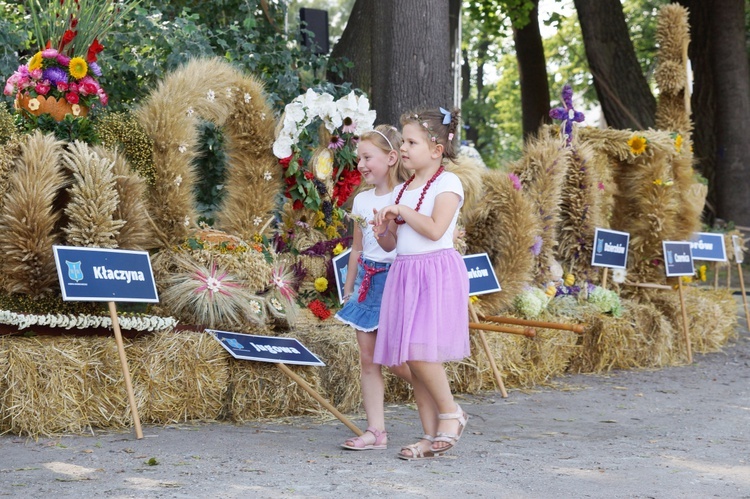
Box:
<box><xmin>137</xmin><ymin>58</ymin><xmax>280</xmax><ymax>248</ymax></box>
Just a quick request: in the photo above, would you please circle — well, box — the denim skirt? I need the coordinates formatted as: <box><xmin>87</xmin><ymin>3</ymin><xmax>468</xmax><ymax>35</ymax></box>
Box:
<box><xmin>334</xmin><ymin>258</ymin><xmax>391</xmax><ymax>332</ymax></box>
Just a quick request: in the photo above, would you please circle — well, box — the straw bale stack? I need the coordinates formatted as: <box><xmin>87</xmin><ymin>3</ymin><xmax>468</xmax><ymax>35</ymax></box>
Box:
<box><xmin>565</xmin><ymin>299</ymin><xmax>676</xmax><ymax>373</ymax></box>
<box><xmin>129</xmin><ymin>330</ymin><xmax>229</xmax><ymax>424</ymax></box>
<box><xmin>293</xmin><ymin>310</ymin><xmax>363</xmax><ymax>412</ymax></box>
<box><xmin>647</xmin><ymin>287</ymin><xmax>738</xmax><ymax>357</ymax></box>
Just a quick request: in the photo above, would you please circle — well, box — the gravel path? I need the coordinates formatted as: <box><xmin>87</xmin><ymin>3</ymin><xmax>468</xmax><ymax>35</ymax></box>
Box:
<box><xmin>1</xmin><ymin>298</ymin><xmax>748</xmax><ymax>498</ymax></box>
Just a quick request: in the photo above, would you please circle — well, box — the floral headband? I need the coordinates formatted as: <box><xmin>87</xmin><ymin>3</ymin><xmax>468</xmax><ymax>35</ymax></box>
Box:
<box><xmin>411</xmin><ymin>107</ymin><xmax>455</xmax><ymax>143</ymax></box>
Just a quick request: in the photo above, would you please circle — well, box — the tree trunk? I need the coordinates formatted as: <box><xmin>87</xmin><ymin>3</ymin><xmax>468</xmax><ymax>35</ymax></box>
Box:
<box><xmin>513</xmin><ymin>0</ymin><xmax>551</xmax><ymax>139</ymax></box>
<box><xmin>676</xmin><ymin>0</ymin><xmax>717</xmax><ymax>222</ymax></box>
<box><xmin>327</xmin><ymin>0</ymin><xmax>371</xmax><ymax>94</ymax></box>
<box><xmin>371</xmin><ymin>0</ymin><xmax>453</xmax><ymax>126</ymax></box>
<box><xmin>709</xmin><ymin>0</ymin><xmax>750</xmax><ymax>227</ymax></box>
<box><xmin>573</xmin><ymin>0</ymin><xmax>656</xmax><ymax>130</ymax></box>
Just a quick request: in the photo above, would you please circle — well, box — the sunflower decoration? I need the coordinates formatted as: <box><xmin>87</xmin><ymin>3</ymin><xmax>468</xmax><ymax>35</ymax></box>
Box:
<box><xmin>628</xmin><ymin>135</ymin><xmax>648</xmax><ymax>156</ymax></box>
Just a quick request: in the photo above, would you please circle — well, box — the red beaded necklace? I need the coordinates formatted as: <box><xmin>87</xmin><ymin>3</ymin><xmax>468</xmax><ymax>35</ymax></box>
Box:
<box><xmin>393</xmin><ymin>166</ymin><xmax>445</xmax><ymax>225</ymax></box>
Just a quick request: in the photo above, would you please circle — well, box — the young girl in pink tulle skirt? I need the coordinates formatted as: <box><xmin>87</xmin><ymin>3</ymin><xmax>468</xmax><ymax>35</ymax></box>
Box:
<box><xmin>372</xmin><ymin>107</ymin><xmax>470</xmax><ymax>460</ymax></box>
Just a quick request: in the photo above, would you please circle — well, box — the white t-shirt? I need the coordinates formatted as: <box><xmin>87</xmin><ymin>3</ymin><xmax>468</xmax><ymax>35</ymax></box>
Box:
<box><xmin>394</xmin><ymin>171</ymin><xmax>464</xmax><ymax>255</ymax></box>
<box><xmin>352</xmin><ymin>188</ymin><xmax>397</xmax><ymax>264</ymax></box>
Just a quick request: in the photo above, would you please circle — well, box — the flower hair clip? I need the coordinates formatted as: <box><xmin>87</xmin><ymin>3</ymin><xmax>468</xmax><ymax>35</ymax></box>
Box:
<box><xmin>412</xmin><ymin>114</ymin><xmax>439</xmax><ymax>142</ymax></box>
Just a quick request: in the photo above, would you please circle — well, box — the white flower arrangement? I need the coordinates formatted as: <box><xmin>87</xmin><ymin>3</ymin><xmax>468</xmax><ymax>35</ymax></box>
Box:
<box><xmin>272</xmin><ymin>89</ymin><xmax>376</xmax><ymax>159</ymax></box>
<box><xmin>0</xmin><ymin>309</ymin><xmax>178</xmax><ymax>332</ymax></box>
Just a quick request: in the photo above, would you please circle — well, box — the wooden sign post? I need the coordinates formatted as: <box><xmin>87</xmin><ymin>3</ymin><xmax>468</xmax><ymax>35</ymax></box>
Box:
<box><xmin>209</xmin><ymin>329</ymin><xmax>362</xmax><ymax>437</ymax></box>
<box><xmin>663</xmin><ymin>241</ymin><xmax>696</xmax><ymax>364</ymax></box>
<box><xmin>53</xmin><ymin>246</ymin><xmax>159</xmax><ymax>440</ymax></box>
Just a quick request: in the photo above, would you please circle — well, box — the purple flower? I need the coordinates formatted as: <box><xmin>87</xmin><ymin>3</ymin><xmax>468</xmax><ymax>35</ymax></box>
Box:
<box><xmin>530</xmin><ymin>235</ymin><xmax>543</xmax><ymax>256</ymax></box>
<box><xmin>328</xmin><ymin>135</ymin><xmax>345</xmax><ymax>150</ymax></box>
<box><xmin>549</xmin><ymin>84</ymin><xmax>585</xmax><ymax>145</ymax></box>
<box><xmin>43</xmin><ymin>66</ymin><xmax>68</xmax><ymax>85</ymax></box>
<box><xmin>89</xmin><ymin>62</ymin><xmax>102</xmax><ymax>77</ymax></box>
<box><xmin>508</xmin><ymin>172</ymin><xmax>522</xmax><ymax>191</ymax></box>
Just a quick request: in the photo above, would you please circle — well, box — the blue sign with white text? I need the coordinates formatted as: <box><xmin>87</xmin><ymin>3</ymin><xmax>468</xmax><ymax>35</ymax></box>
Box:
<box><xmin>463</xmin><ymin>253</ymin><xmax>501</xmax><ymax>296</ymax></box>
<box><xmin>591</xmin><ymin>228</ymin><xmax>630</xmax><ymax>269</ymax></box>
<box><xmin>208</xmin><ymin>329</ymin><xmax>325</xmax><ymax>366</ymax></box>
<box><xmin>689</xmin><ymin>232</ymin><xmax>727</xmax><ymax>262</ymax></box>
<box><xmin>53</xmin><ymin>245</ymin><xmax>159</xmax><ymax>302</ymax></box>
<box><xmin>663</xmin><ymin>241</ymin><xmax>695</xmax><ymax>277</ymax></box>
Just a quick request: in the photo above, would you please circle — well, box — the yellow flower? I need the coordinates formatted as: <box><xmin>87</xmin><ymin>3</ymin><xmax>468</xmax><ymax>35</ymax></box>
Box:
<box><xmin>69</xmin><ymin>57</ymin><xmax>88</xmax><ymax>79</ymax></box>
<box><xmin>545</xmin><ymin>284</ymin><xmax>557</xmax><ymax>297</ymax></box>
<box><xmin>563</xmin><ymin>273</ymin><xmax>575</xmax><ymax>287</ymax></box>
<box><xmin>28</xmin><ymin>51</ymin><xmax>43</xmax><ymax>71</ymax></box>
<box><xmin>332</xmin><ymin>243</ymin><xmax>344</xmax><ymax>256</ymax></box>
<box><xmin>325</xmin><ymin>225</ymin><xmax>339</xmax><ymax>239</ymax></box>
<box><xmin>653</xmin><ymin>179</ymin><xmax>663</xmax><ymax>186</ymax></box>
<box><xmin>315</xmin><ymin>149</ymin><xmax>334</xmax><ymax>180</ymax></box>
<box><xmin>314</xmin><ymin>277</ymin><xmax>328</xmax><ymax>292</ymax></box>
<box><xmin>674</xmin><ymin>134</ymin><xmax>683</xmax><ymax>152</ymax></box>
<box><xmin>698</xmin><ymin>265</ymin><xmax>707</xmax><ymax>282</ymax></box>
<box><xmin>681</xmin><ymin>276</ymin><xmax>693</xmax><ymax>285</ymax></box>
<box><xmin>628</xmin><ymin>135</ymin><xmax>647</xmax><ymax>155</ymax></box>
<box><xmin>27</xmin><ymin>98</ymin><xmax>40</xmax><ymax>111</ymax></box>
<box><xmin>469</xmin><ymin>296</ymin><xmax>479</xmax><ymax>304</ymax></box>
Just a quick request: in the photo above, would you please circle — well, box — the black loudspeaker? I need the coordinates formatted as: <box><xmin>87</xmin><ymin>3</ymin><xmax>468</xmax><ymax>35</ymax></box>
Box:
<box><xmin>299</xmin><ymin>8</ymin><xmax>329</xmax><ymax>55</ymax></box>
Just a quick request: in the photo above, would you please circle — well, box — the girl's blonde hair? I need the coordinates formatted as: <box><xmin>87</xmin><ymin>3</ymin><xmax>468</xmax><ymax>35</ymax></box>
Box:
<box><xmin>359</xmin><ymin>124</ymin><xmax>410</xmax><ymax>189</ymax></box>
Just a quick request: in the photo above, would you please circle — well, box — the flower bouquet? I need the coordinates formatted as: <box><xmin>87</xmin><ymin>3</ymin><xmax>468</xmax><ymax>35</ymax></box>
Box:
<box><xmin>3</xmin><ymin>0</ymin><xmax>139</xmax><ymax>121</ymax></box>
<box><xmin>273</xmin><ymin>89</ymin><xmax>376</xmax><ymax>227</ymax></box>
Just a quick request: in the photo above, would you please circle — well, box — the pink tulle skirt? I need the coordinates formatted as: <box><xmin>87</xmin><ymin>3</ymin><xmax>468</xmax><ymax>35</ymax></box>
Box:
<box><xmin>373</xmin><ymin>249</ymin><xmax>470</xmax><ymax>366</ymax></box>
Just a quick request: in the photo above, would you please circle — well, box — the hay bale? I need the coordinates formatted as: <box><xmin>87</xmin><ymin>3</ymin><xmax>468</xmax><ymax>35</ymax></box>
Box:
<box><xmin>0</xmin><ymin>336</ymin><xmax>101</xmax><ymax>437</ymax></box>
<box><xmin>648</xmin><ymin>287</ymin><xmax>738</xmax><ymax>356</ymax></box>
<box><xmin>226</xmin><ymin>359</ymin><xmax>322</xmax><ymax>422</ymax></box>
<box><xmin>129</xmin><ymin>329</ymin><xmax>229</xmax><ymax>424</ymax></box>
<box><xmin>566</xmin><ymin>299</ymin><xmax>675</xmax><ymax>373</ymax></box>
<box><xmin>294</xmin><ymin>310</ymin><xmax>362</xmax><ymax>412</ymax></box>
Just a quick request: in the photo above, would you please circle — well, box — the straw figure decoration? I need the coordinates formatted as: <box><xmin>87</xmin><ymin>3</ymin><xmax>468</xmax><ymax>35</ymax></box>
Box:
<box><xmin>463</xmin><ymin>169</ymin><xmax>540</xmax><ymax>314</ymax></box>
<box><xmin>654</xmin><ymin>4</ymin><xmax>692</xmax><ymax>135</ymax></box>
<box><xmin>509</xmin><ymin>133</ymin><xmax>570</xmax><ymax>284</ymax></box>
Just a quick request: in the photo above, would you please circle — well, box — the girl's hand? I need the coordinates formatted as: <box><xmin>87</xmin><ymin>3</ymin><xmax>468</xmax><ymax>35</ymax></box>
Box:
<box><xmin>372</xmin><ymin>205</ymin><xmax>399</xmax><ymax>227</ymax></box>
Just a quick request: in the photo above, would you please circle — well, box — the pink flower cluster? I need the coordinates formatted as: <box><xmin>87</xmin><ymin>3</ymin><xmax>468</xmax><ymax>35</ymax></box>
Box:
<box><xmin>4</xmin><ymin>48</ymin><xmax>108</xmax><ymax>109</ymax></box>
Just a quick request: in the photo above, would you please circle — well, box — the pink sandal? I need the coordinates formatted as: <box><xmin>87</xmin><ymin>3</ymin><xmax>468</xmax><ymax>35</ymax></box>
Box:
<box><xmin>341</xmin><ymin>426</ymin><xmax>387</xmax><ymax>451</ymax></box>
<box><xmin>398</xmin><ymin>435</ymin><xmax>439</xmax><ymax>461</ymax></box>
<box><xmin>430</xmin><ymin>404</ymin><xmax>468</xmax><ymax>455</ymax></box>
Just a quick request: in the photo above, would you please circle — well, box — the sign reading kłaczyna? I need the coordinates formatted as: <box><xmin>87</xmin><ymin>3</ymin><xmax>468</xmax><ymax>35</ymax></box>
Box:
<box><xmin>208</xmin><ymin>329</ymin><xmax>325</xmax><ymax>366</ymax></box>
<box><xmin>662</xmin><ymin>241</ymin><xmax>695</xmax><ymax>277</ymax></box>
<box><xmin>591</xmin><ymin>228</ymin><xmax>630</xmax><ymax>269</ymax></box>
<box><xmin>690</xmin><ymin>232</ymin><xmax>727</xmax><ymax>262</ymax></box>
<box><xmin>53</xmin><ymin>245</ymin><xmax>159</xmax><ymax>302</ymax></box>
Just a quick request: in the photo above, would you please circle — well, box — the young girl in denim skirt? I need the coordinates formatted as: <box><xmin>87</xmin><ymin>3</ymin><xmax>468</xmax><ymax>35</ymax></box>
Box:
<box><xmin>336</xmin><ymin>125</ymin><xmax>412</xmax><ymax>451</ymax></box>
<box><xmin>372</xmin><ymin>107</ymin><xmax>470</xmax><ymax>460</ymax></box>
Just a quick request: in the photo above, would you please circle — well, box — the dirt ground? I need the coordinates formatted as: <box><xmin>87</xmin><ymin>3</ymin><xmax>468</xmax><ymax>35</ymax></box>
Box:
<box><xmin>1</xmin><ymin>295</ymin><xmax>749</xmax><ymax>498</ymax></box>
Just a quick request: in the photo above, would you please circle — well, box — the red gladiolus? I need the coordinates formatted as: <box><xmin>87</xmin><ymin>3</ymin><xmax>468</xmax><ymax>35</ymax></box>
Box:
<box><xmin>87</xmin><ymin>38</ymin><xmax>104</xmax><ymax>63</ymax></box>
<box><xmin>60</xmin><ymin>29</ymin><xmax>76</xmax><ymax>51</ymax></box>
